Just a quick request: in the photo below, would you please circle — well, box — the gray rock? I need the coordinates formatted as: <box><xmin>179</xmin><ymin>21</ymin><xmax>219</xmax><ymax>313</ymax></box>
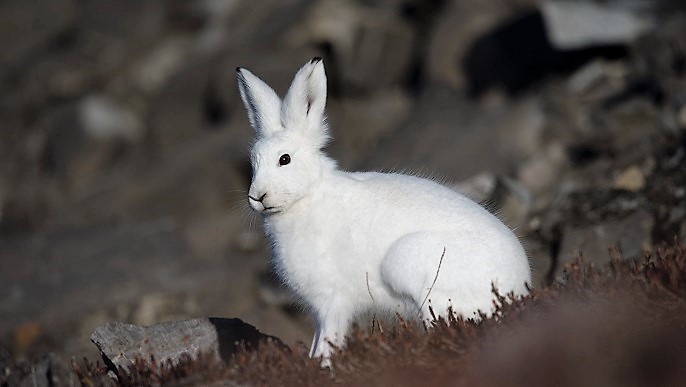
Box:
<box><xmin>612</xmin><ymin>165</ymin><xmax>646</xmax><ymax>192</ymax></box>
<box><xmin>567</xmin><ymin>59</ymin><xmax>629</xmax><ymax>96</ymax></box>
<box><xmin>79</xmin><ymin>94</ymin><xmax>144</xmax><ymax>142</ymax></box>
<box><xmin>0</xmin><ymin>352</ymin><xmax>81</xmax><ymax>387</ymax></box>
<box><xmin>516</xmin><ymin>142</ymin><xmax>568</xmax><ymax>209</ymax></box>
<box><xmin>678</xmin><ymin>104</ymin><xmax>686</xmax><ymax>130</ymax></box>
<box><xmin>522</xmin><ymin>237</ymin><xmax>554</xmax><ymax>288</ymax></box>
<box><xmin>285</xmin><ymin>0</ymin><xmax>414</xmax><ymax>91</ymax></box>
<box><xmin>426</xmin><ymin>0</ymin><xmax>520</xmax><ymax>89</ymax></box>
<box><xmin>540</xmin><ymin>1</ymin><xmax>653</xmax><ymax>50</ymax></box>
<box><xmin>492</xmin><ymin>177</ymin><xmax>533</xmax><ymax>230</ymax></box>
<box><xmin>192</xmin><ymin>0</ymin><xmax>241</xmax><ymax>53</ymax></box>
<box><xmin>453</xmin><ymin>172</ymin><xmax>497</xmax><ymax>204</ymax></box>
<box><xmin>129</xmin><ymin>37</ymin><xmax>194</xmax><ymax>95</ymax></box>
<box><xmin>91</xmin><ymin>318</ymin><xmax>282</xmax><ymax>373</ymax></box>
<box><xmin>555</xmin><ymin>209</ymin><xmax>654</xmax><ymax>278</ymax></box>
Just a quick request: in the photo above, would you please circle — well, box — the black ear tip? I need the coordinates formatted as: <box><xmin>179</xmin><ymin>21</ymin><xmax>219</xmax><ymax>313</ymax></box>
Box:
<box><xmin>236</xmin><ymin>67</ymin><xmax>243</xmax><ymax>73</ymax></box>
<box><xmin>311</xmin><ymin>57</ymin><xmax>322</xmax><ymax>64</ymax></box>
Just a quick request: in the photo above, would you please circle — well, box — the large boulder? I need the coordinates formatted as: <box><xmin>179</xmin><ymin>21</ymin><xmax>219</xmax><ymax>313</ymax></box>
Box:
<box><xmin>91</xmin><ymin>318</ymin><xmax>283</xmax><ymax>374</ymax></box>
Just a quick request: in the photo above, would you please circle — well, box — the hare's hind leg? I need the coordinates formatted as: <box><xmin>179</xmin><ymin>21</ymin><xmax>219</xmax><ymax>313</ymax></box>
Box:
<box><xmin>380</xmin><ymin>232</ymin><xmax>457</xmax><ymax>323</ymax></box>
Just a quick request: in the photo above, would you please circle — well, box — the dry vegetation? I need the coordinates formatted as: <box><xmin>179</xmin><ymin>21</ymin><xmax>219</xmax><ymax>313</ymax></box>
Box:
<box><xmin>75</xmin><ymin>241</ymin><xmax>686</xmax><ymax>386</ymax></box>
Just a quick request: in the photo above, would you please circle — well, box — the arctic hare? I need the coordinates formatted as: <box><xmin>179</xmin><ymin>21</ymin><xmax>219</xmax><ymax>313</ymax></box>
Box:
<box><xmin>236</xmin><ymin>58</ymin><xmax>531</xmax><ymax>362</ymax></box>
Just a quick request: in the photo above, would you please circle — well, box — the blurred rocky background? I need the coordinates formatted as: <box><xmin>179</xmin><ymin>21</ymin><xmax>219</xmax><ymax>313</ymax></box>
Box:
<box><xmin>1</xmin><ymin>0</ymin><xmax>685</xmax><ymax>375</ymax></box>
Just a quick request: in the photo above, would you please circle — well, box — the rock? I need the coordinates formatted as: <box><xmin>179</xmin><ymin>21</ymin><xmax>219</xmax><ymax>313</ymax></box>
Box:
<box><xmin>91</xmin><ymin>318</ymin><xmax>283</xmax><ymax>373</ymax></box>
<box><xmin>26</xmin><ymin>353</ymin><xmax>81</xmax><ymax>387</ymax></box>
<box><xmin>520</xmin><ymin>237</ymin><xmax>553</xmax><ymax>288</ymax></box>
<box><xmin>540</xmin><ymin>1</ymin><xmax>653</xmax><ymax>50</ymax></box>
<box><xmin>79</xmin><ymin>94</ymin><xmax>144</xmax><ymax>142</ymax></box>
<box><xmin>678</xmin><ymin>104</ymin><xmax>686</xmax><ymax>130</ymax></box>
<box><xmin>192</xmin><ymin>0</ymin><xmax>241</xmax><ymax>53</ymax></box>
<box><xmin>0</xmin><ymin>351</ymin><xmax>80</xmax><ymax>387</ymax></box>
<box><xmin>426</xmin><ymin>0</ymin><xmax>517</xmax><ymax>89</ymax></box>
<box><xmin>285</xmin><ymin>0</ymin><xmax>415</xmax><ymax>92</ymax></box>
<box><xmin>567</xmin><ymin>59</ymin><xmax>629</xmax><ymax>95</ymax></box>
<box><xmin>609</xmin><ymin>100</ymin><xmax>660</xmax><ymax>154</ymax></box>
<box><xmin>517</xmin><ymin>142</ymin><xmax>568</xmax><ymax>207</ymax></box>
<box><xmin>129</xmin><ymin>37</ymin><xmax>194</xmax><ymax>95</ymax></box>
<box><xmin>453</xmin><ymin>172</ymin><xmax>497</xmax><ymax>204</ymax></box>
<box><xmin>462</xmin><ymin>8</ymin><xmax>631</xmax><ymax>96</ymax></box>
<box><xmin>555</xmin><ymin>209</ymin><xmax>654</xmax><ymax>278</ymax></box>
<box><xmin>492</xmin><ymin>177</ymin><xmax>533</xmax><ymax>230</ymax></box>
<box><xmin>613</xmin><ymin>165</ymin><xmax>646</xmax><ymax>192</ymax></box>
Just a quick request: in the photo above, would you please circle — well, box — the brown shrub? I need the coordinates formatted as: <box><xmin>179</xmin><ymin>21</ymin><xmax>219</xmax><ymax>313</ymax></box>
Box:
<box><xmin>76</xmin><ymin>242</ymin><xmax>686</xmax><ymax>386</ymax></box>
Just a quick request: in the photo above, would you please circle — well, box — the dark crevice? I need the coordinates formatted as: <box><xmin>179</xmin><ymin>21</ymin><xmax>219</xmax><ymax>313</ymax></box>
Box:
<box><xmin>202</xmin><ymin>81</ymin><xmax>229</xmax><ymax>128</ymax></box>
<box><xmin>545</xmin><ymin>223</ymin><xmax>563</xmax><ymax>285</ymax></box>
<box><xmin>463</xmin><ymin>9</ymin><xmax>630</xmax><ymax>97</ymax></box>
<box><xmin>316</xmin><ymin>41</ymin><xmax>342</xmax><ymax>98</ymax></box>
<box><xmin>399</xmin><ymin>0</ymin><xmax>448</xmax><ymax>95</ymax></box>
<box><xmin>602</xmin><ymin>76</ymin><xmax>665</xmax><ymax>108</ymax></box>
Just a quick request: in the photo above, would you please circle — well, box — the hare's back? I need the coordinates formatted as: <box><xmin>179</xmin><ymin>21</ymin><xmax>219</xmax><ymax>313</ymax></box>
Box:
<box><xmin>359</xmin><ymin>172</ymin><xmax>529</xmax><ymax>280</ymax></box>
<box><xmin>341</xmin><ymin>171</ymin><xmax>501</xmax><ymax>229</ymax></box>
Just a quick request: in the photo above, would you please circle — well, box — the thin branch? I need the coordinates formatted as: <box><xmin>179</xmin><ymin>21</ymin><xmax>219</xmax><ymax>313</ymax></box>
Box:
<box><xmin>366</xmin><ymin>272</ymin><xmax>375</xmax><ymax>304</ymax></box>
<box><xmin>366</xmin><ymin>272</ymin><xmax>383</xmax><ymax>334</ymax></box>
<box><xmin>419</xmin><ymin>247</ymin><xmax>446</xmax><ymax>316</ymax></box>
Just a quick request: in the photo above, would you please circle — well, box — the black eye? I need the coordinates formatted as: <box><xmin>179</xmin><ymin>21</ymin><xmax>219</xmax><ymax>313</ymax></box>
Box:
<box><xmin>279</xmin><ymin>154</ymin><xmax>291</xmax><ymax>166</ymax></box>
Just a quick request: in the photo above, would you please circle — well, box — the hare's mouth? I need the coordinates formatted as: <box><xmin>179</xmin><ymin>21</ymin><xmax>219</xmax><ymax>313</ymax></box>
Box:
<box><xmin>263</xmin><ymin>206</ymin><xmax>282</xmax><ymax>215</ymax></box>
<box><xmin>248</xmin><ymin>194</ymin><xmax>281</xmax><ymax>214</ymax></box>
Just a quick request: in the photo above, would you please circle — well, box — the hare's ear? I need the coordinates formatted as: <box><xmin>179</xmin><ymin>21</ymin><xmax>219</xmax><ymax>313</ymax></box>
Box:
<box><xmin>236</xmin><ymin>67</ymin><xmax>282</xmax><ymax>137</ymax></box>
<box><xmin>281</xmin><ymin>58</ymin><xmax>329</xmax><ymax>146</ymax></box>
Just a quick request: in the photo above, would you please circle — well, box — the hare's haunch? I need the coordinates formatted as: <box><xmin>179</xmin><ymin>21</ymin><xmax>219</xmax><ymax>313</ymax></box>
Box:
<box><xmin>237</xmin><ymin>58</ymin><xmax>531</xmax><ymax>364</ymax></box>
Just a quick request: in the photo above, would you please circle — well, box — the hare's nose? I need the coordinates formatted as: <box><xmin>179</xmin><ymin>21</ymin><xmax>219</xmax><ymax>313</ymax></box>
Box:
<box><xmin>248</xmin><ymin>193</ymin><xmax>267</xmax><ymax>202</ymax></box>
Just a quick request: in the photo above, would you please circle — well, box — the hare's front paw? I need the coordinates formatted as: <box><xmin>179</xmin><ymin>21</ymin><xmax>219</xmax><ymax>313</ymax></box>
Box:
<box><xmin>320</xmin><ymin>356</ymin><xmax>332</xmax><ymax>369</ymax></box>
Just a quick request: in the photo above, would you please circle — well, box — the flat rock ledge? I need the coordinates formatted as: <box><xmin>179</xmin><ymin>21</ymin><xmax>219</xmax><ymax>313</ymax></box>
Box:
<box><xmin>91</xmin><ymin>317</ymin><xmax>283</xmax><ymax>374</ymax></box>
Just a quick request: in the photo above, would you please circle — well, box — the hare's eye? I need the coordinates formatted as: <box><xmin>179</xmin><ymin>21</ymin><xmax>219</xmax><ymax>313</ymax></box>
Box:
<box><xmin>279</xmin><ymin>154</ymin><xmax>291</xmax><ymax>166</ymax></box>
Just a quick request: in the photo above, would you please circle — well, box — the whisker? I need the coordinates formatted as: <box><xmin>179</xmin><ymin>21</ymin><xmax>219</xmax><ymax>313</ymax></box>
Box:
<box><xmin>226</xmin><ymin>189</ymin><xmax>249</xmax><ymax>200</ymax></box>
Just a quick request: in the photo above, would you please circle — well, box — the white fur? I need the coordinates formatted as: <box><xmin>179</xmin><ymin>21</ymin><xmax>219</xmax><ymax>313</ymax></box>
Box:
<box><xmin>236</xmin><ymin>58</ymin><xmax>531</xmax><ymax>362</ymax></box>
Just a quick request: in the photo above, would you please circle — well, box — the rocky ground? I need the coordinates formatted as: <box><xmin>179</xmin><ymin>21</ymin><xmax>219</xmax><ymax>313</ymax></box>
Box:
<box><xmin>1</xmin><ymin>0</ymin><xmax>685</xmax><ymax>385</ymax></box>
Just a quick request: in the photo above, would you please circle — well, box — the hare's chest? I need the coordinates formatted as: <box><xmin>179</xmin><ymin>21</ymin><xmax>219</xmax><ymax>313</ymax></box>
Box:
<box><xmin>265</xmin><ymin>212</ymin><xmax>376</xmax><ymax>300</ymax></box>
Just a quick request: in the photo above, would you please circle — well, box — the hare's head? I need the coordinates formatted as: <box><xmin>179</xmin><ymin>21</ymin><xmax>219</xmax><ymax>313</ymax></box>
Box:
<box><xmin>237</xmin><ymin>58</ymin><xmax>336</xmax><ymax>215</ymax></box>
